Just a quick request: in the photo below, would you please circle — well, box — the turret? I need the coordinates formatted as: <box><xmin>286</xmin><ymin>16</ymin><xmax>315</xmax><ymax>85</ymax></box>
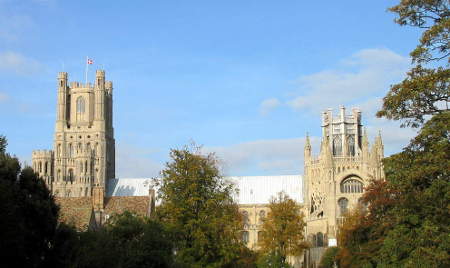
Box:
<box><xmin>304</xmin><ymin>133</ymin><xmax>312</xmax><ymax>161</ymax></box>
<box><xmin>361</xmin><ymin>128</ymin><xmax>369</xmax><ymax>160</ymax></box>
<box><xmin>94</xmin><ymin>70</ymin><xmax>106</xmax><ymax>127</ymax></box>
<box><xmin>56</xmin><ymin>72</ymin><xmax>68</xmax><ymax>132</ymax></box>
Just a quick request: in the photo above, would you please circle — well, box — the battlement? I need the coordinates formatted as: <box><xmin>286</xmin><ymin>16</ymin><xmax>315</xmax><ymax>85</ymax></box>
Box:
<box><xmin>32</xmin><ymin>150</ymin><xmax>54</xmax><ymax>158</ymax></box>
<box><xmin>58</xmin><ymin>72</ymin><xmax>68</xmax><ymax>79</ymax></box>
<box><xmin>322</xmin><ymin>106</ymin><xmax>361</xmax><ymax>126</ymax></box>
<box><xmin>96</xmin><ymin>70</ymin><xmax>105</xmax><ymax>77</ymax></box>
<box><xmin>69</xmin><ymin>81</ymin><xmax>94</xmax><ymax>89</ymax></box>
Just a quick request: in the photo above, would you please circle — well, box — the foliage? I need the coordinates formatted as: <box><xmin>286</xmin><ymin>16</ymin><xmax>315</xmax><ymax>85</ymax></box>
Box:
<box><xmin>0</xmin><ymin>136</ymin><xmax>60</xmax><ymax>268</ymax></box>
<box><xmin>319</xmin><ymin>247</ymin><xmax>339</xmax><ymax>268</ymax></box>
<box><xmin>256</xmin><ymin>252</ymin><xmax>293</xmax><ymax>268</ymax></box>
<box><xmin>337</xmin><ymin>113</ymin><xmax>450</xmax><ymax>267</ymax></box>
<box><xmin>76</xmin><ymin>211</ymin><xmax>174</xmax><ymax>268</ymax></box>
<box><xmin>377</xmin><ymin>0</ymin><xmax>449</xmax><ymax>127</ymax></box>
<box><xmin>154</xmin><ymin>145</ymin><xmax>245</xmax><ymax>267</ymax></box>
<box><xmin>258</xmin><ymin>192</ymin><xmax>307</xmax><ymax>267</ymax></box>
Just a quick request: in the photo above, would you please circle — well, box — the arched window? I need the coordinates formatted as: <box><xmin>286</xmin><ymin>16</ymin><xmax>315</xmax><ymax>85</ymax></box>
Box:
<box><xmin>341</xmin><ymin>177</ymin><xmax>363</xmax><ymax>193</ymax></box>
<box><xmin>257</xmin><ymin>231</ymin><xmax>265</xmax><ymax>242</ymax></box>
<box><xmin>258</xmin><ymin>210</ymin><xmax>266</xmax><ymax>224</ymax></box>
<box><xmin>347</xmin><ymin>134</ymin><xmax>355</xmax><ymax>156</ymax></box>
<box><xmin>241</xmin><ymin>231</ymin><xmax>249</xmax><ymax>244</ymax></box>
<box><xmin>68</xmin><ymin>169</ymin><xmax>74</xmax><ymax>183</ymax></box>
<box><xmin>333</xmin><ymin>135</ymin><xmax>342</xmax><ymax>156</ymax></box>
<box><xmin>242</xmin><ymin>211</ymin><xmax>249</xmax><ymax>227</ymax></box>
<box><xmin>317</xmin><ymin>232</ymin><xmax>324</xmax><ymax>247</ymax></box>
<box><xmin>68</xmin><ymin>143</ymin><xmax>73</xmax><ymax>157</ymax></box>
<box><xmin>76</xmin><ymin>96</ymin><xmax>85</xmax><ymax>121</ymax></box>
<box><xmin>338</xmin><ymin>198</ymin><xmax>349</xmax><ymax>216</ymax></box>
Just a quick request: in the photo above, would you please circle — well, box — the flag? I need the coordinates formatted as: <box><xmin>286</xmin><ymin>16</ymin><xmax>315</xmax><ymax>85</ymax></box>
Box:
<box><xmin>87</xmin><ymin>58</ymin><xmax>93</xmax><ymax>65</ymax></box>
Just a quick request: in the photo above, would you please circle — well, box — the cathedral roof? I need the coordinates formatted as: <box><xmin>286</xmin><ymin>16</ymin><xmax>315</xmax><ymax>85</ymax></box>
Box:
<box><xmin>229</xmin><ymin>175</ymin><xmax>303</xmax><ymax>205</ymax></box>
<box><xmin>104</xmin><ymin>196</ymin><xmax>151</xmax><ymax>217</ymax></box>
<box><xmin>108</xmin><ymin>175</ymin><xmax>303</xmax><ymax>205</ymax></box>
<box><xmin>56</xmin><ymin>197</ymin><xmax>93</xmax><ymax>230</ymax></box>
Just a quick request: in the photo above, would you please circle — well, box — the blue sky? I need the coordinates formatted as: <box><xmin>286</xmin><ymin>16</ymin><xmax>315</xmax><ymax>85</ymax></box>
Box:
<box><xmin>0</xmin><ymin>0</ymin><xmax>420</xmax><ymax>177</ymax></box>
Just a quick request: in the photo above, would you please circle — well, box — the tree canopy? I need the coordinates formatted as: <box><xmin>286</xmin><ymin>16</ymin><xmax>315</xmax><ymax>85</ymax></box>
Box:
<box><xmin>377</xmin><ymin>0</ymin><xmax>449</xmax><ymax>127</ymax></box>
<box><xmin>257</xmin><ymin>192</ymin><xmax>307</xmax><ymax>267</ymax></box>
<box><xmin>337</xmin><ymin>1</ymin><xmax>450</xmax><ymax>267</ymax></box>
<box><xmin>154</xmin><ymin>145</ymin><xmax>245</xmax><ymax>267</ymax></box>
<box><xmin>0</xmin><ymin>136</ymin><xmax>60</xmax><ymax>268</ymax></box>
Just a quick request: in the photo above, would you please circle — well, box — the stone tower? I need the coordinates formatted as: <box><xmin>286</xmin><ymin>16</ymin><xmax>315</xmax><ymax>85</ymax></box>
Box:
<box><xmin>32</xmin><ymin>70</ymin><xmax>115</xmax><ymax>197</ymax></box>
<box><xmin>303</xmin><ymin>106</ymin><xmax>384</xmax><ymax>246</ymax></box>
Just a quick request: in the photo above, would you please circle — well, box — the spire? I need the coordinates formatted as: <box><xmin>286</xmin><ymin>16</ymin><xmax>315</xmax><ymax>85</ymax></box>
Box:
<box><xmin>304</xmin><ymin>133</ymin><xmax>312</xmax><ymax>160</ymax></box>
<box><xmin>362</xmin><ymin>127</ymin><xmax>369</xmax><ymax>160</ymax></box>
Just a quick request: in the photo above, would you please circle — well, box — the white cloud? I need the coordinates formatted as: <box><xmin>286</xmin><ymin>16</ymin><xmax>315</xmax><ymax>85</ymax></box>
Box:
<box><xmin>0</xmin><ymin>51</ymin><xmax>42</xmax><ymax>75</ymax></box>
<box><xmin>259</xmin><ymin>98</ymin><xmax>281</xmax><ymax>115</ymax></box>
<box><xmin>204</xmin><ymin>136</ymin><xmax>321</xmax><ymax>176</ymax></box>
<box><xmin>287</xmin><ymin>48</ymin><xmax>410</xmax><ymax>114</ymax></box>
<box><xmin>116</xmin><ymin>143</ymin><xmax>163</xmax><ymax>178</ymax></box>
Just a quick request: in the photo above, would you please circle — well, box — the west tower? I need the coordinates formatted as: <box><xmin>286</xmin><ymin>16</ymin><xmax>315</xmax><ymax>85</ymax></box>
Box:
<box><xmin>32</xmin><ymin>70</ymin><xmax>115</xmax><ymax>197</ymax></box>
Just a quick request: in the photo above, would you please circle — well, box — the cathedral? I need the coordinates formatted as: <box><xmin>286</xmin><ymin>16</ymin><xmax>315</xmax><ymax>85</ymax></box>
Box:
<box><xmin>32</xmin><ymin>71</ymin><xmax>385</xmax><ymax>265</ymax></box>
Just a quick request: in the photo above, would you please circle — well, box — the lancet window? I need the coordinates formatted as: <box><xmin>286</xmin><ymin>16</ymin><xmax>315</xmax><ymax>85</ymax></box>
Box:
<box><xmin>340</xmin><ymin>176</ymin><xmax>363</xmax><ymax>193</ymax></box>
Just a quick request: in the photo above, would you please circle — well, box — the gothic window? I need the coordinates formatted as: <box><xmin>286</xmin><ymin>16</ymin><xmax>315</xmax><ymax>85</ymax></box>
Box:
<box><xmin>340</xmin><ymin>177</ymin><xmax>363</xmax><ymax>193</ymax></box>
<box><xmin>347</xmin><ymin>134</ymin><xmax>355</xmax><ymax>156</ymax></box>
<box><xmin>39</xmin><ymin>161</ymin><xmax>42</xmax><ymax>173</ymax></box>
<box><xmin>338</xmin><ymin>198</ymin><xmax>349</xmax><ymax>216</ymax></box>
<box><xmin>317</xmin><ymin>232</ymin><xmax>324</xmax><ymax>247</ymax></box>
<box><xmin>257</xmin><ymin>231</ymin><xmax>265</xmax><ymax>242</ymax></box>
<box><xmin>332</xmin><ymin>135</ymin><xmax>342</xmax><ymax>156</ymax></box>
<box><xmin>241</xmin><ymin>231</ymin><xmax>249</xmax><ymax>244</ymax></box>
<box><xmin>258</xmin><ymin>210</ymin><xmax>266</xmax><ymax>224</ymax></box>
<box><xmin>68</xmin><ymin>143</ymin><xmax>73</xmax><ymax>157</ymax></box>
<box><xmin>242</xmin><ymin>211</ymin><xmax>249</xmax><ymax>227</ymax></box>
<box><xmin>44</xmin><ymin>162</ymin><xmax>48</xmax><ymax>174</ymax></box>
<box><xmin>68</xmin><ymin>169</ymin><xmax>74</xmax><ymax>183</ymax></box>
<box><xmin>76</xmin><ymin>96</ymin><xmax>85</xmax><ymax>121</ymax></box>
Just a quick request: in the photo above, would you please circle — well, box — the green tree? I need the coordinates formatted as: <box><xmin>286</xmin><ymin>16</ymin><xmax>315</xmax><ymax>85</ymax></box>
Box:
<box><xmin>257</xmin><ymin>192</ymin><xmax>307</xmax><ymax>267</ymax></box>
<box><xmin>154</xmin><ymin>145</ymin><xmax>245</xmax><ymax>267</ymax></box>
<box><xmin>377</xmin><ymin>0</ymin><xmax>449</xmax><ymax>127</ymax></box>
<box><xmin>319</xmin><ymin>247</ymin><xmax>339</xmax><ymax>268</ymax></box>
<box><xmin>337</xmin><ymin>114</ymin><xmax>450</xmax><ymax>267</ymax></box>
<box><xmin>76</xmin><ymin>211</ymin><xmax>173</xmax><ymax>268</ymax></box>
<box><xmin>0</xmin><ymin>136</ymin><xmax>60</xmax><ymax>268</ymax></box>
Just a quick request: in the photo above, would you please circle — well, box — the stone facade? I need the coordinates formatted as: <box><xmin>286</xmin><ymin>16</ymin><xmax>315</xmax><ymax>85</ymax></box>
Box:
<box><xmin>32</xmin><ymin>70</ymin><xmax>115</xmax><ymax>198</ymax></box>
<box><xmin>303</xmin><ymin>106</ymin><xmax>384</xmax><ymax>247</ymax></box>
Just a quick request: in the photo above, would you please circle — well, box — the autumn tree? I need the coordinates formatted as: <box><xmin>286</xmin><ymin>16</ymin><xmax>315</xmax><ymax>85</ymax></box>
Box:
<box><xmin>257</xmin><ymin>192</ymin><xmax>307</xmax><ymax>268</ymax></box>
<box><xmin>154</xmin><ymin>145</ymin><xmax>245</xmax><ymax>267</ymax></box>
<box><xmin>337</xmin><ymin>3</ymin><xmax>450</xmax><ymax>266</ymax></box>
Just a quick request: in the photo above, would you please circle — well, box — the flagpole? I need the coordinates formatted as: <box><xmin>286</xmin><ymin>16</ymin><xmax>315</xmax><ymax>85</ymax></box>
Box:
<box><xmin>85</xmin><ymin>56</ymin><xmax>88</xmax><ymax>85</ymax></box>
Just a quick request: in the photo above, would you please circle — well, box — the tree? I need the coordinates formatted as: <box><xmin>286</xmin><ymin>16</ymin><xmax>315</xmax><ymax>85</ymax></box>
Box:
<box><xmin>377</xmin><ymin>0</ymin><xmax>449</xmax><ymax>127</ymax></box>
<box><xmin>337</xmin><ymin>113</ymin><xmax>450</xmax><ymax>267</ymax></box>
<box><xmin>154</xmin><ymin>145</ymin><xmax>245</xmax><ymax>267</ymax></box>
<box><xmin>319</xmin><ymin>247</ymin><xmax>339</xmax><ymax>268</ymax></box>
<box><xmin>0</xmin><ymin>136</ymin><xmax>60</xmax><ymax>268</ymax></box>
<box><xmin>257</xmin><ymin>192</ymin><xmax>307</xmax><ymax>267</ymax></box>
<box><xmin>75</xmin><ymin>211</ymin><xmax>174</xmax><ymax>268</ymax></box>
